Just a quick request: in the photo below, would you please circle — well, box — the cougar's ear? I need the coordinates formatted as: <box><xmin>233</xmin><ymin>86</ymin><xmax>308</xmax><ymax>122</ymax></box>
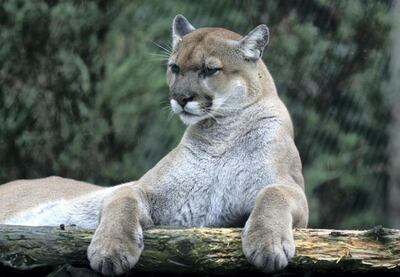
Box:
<box><xmin>172</xmin><ymin>14</ymin><xmax>196</xmax><ymax>48</ymax></box>
<box><xmin>238</xmin><ymin>24</ymin><xmax>269</xmax><ymax>61</ymax></box>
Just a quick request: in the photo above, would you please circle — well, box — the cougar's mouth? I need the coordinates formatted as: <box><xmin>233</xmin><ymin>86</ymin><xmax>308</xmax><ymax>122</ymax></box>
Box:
<box><xmin>170</xmin><ymin>99</ymin><xmax>209</xmax><ymax>125</ymax></box>
<box><xmin>179</xmin><ymin>110</ymin><xmax>201</xmax><ymax>120</ymax></box>
<box><xmin>181</xmin><ymin>110</ymin><xmax>197</xmax><ymax>116</ymax></box>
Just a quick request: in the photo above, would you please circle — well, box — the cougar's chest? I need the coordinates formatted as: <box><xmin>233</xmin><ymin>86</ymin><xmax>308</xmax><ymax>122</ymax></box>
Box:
<box><xmin>206</xmin><ymin>139</ymin><xmax>275</xmax><ymax>226</ymax></box>
<box><xmin>156</xmin><ymin>129</ymin><xmax>275</xmax><ymax>227</ymax></box>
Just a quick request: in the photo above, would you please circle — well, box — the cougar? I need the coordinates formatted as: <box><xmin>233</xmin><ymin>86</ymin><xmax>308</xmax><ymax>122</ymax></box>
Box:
<box><xmin>0</xmin><ymin>15</ymin><xmax>308</xmax><ymax>276</ymax></box>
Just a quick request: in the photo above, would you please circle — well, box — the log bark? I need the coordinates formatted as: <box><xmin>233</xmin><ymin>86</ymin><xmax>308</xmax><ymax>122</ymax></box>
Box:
<box><xmin>0</xmin><ymin>225</ymin><xmax>399</xmax><ymax>276</ymax></box>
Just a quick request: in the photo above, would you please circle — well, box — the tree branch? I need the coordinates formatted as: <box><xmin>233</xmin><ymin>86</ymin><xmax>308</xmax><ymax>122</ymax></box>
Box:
<box><xmin>0</xmin><ymin>225</ymin><xmax>399</xmax><ymax>276</ymax></box>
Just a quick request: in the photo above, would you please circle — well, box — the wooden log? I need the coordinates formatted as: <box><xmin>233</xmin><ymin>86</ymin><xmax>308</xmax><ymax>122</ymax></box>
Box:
<box><xmin>0</xmin><ymin>225</ymin><xmax>399</xmax><ymax>276</ymax></box>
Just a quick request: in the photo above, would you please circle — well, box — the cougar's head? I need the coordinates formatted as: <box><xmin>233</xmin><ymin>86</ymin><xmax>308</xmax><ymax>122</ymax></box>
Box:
<box><xmin>167</xmin><ymin>15</ymin><xmax>270</xmax><ymax>125</ymax></box>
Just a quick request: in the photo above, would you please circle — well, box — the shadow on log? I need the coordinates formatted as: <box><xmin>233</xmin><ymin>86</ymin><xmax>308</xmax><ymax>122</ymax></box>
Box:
<box><xmin>0</xmin><ymin>225</ymin><xmax>399</xmax><ymax>276</ymax></box>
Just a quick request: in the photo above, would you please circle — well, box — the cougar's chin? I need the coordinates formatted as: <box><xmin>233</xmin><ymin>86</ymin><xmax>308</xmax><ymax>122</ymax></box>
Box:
<box><xmin>179</xmin><ymin>112</ymin><xmax>208</xmax><ymax>125</ymax></box>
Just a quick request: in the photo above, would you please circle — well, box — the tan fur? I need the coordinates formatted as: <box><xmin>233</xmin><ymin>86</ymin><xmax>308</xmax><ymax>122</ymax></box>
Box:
<box><xmin>0</xmin><ymin>176</ymin><xmax>101</xmax><ymax>221</ymax></box>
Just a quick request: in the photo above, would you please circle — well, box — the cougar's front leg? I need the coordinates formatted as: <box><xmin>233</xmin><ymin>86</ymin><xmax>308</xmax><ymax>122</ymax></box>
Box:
<box><xmin>242</xmin><ymin>184</ymin><xmax>308</xmax><ymax>273</ymax></box>
<box><xmin>88</xmin><ymin>186</ymin><xmax>152</xmax><ymax>276</ymax></box>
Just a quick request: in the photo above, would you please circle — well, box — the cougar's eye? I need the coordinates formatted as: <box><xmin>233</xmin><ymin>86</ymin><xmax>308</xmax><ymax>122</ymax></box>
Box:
<box><xmin>204</xmin><ymin>66</ymin><xmax>221</xmax><ymax>77</ymax></box>
<box><xmin>170</xmin><ymin>63</ymin><xmax>180</xmax><ymax>74</ymax></box>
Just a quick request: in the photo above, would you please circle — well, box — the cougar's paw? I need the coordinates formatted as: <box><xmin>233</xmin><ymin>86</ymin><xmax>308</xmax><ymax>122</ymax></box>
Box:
<box><xmin>87</xmin><ymin>232</ymin><xmax>143</xmax><ymax>276</ymax></box>
<box><xmin>241</xmin><ymin>223</ymin><xmax>295</xmax><ymax>273</ymax></box>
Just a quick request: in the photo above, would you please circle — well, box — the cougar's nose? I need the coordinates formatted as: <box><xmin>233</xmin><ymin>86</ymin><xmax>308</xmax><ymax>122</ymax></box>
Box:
<box><xmin>173</xmin><ymin>94</ymin><xmax>194</xmax><ymax>107</ymax></box>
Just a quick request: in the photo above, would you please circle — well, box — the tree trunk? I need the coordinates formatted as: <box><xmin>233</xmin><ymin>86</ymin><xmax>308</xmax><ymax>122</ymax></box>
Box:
<box><xmin>0</xmin><ymin>225</ymin><xmax>399</xmax><ymax>276</ymax></box>
<box><xmin>389</xmin><ymin>0</ymin><xmax>400</xmax><ymax>228</ymax></box>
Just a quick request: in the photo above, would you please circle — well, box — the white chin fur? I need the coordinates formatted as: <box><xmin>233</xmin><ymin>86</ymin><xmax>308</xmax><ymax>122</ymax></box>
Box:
<box><xmin>179</xmin><ymin>113</ymin><xmax>207</xmax><ymax>125</ymax></box>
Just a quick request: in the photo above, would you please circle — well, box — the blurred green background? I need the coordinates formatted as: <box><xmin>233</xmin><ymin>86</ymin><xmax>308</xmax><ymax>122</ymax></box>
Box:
<box><xmin>0</xmin><ymin>0</ymin><xmax>398</xmax><ymax>229</ymax></box>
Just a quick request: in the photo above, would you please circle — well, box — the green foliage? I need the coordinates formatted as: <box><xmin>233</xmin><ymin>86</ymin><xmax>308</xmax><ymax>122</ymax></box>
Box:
<box><xmin>0</xmin><ymin>0</ymin><xmax>393</xmax><ymax>228</ymax></box>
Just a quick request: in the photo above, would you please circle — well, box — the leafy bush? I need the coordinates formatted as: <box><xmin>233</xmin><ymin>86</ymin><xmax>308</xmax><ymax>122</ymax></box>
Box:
<box><xmin>0</xmin><ymin>0</ymin><xmax>393</xmax><ymax>228</ymax></box>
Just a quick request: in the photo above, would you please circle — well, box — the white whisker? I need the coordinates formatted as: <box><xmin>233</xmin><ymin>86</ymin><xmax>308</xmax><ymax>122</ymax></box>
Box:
<box><xmin>148</xmin><ymin>53</ymin><xmax>170</xmax><ymax>57</ymax></box>
<box><xmin>205</xmin><ymin>110</ymin><xmax>221</xmax><ymax>124</ymax></box>
<box><xmin>151</xmin><ymin>40</ymin><xmax>172</xmax><ymax>55</ymax></box>
<box><xmin>160</xmin><ymin>41</ymin><xmax>173</xmax><ymax>52</ymax></box>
